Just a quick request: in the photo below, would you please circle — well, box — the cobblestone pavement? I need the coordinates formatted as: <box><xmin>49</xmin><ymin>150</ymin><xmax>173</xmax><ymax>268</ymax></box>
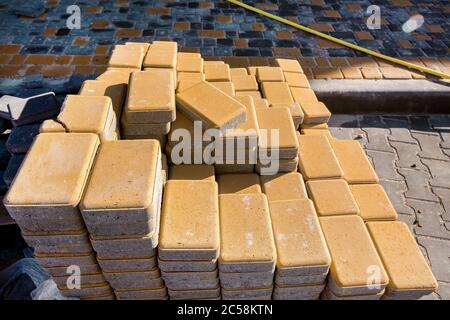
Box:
<box><xmin>1</xmin><ymin>0</ymin><xmax>448</xmax><ymax>58</ymax></box>
<box><xmin>1</xmin><ymin>0</ymin><xmax>450</xmax><ymax>84</ymax></box>
<box><xmin>329</xmin><ymin>114</ymin><xmax>450</xmax><ymax>300</ymax></box>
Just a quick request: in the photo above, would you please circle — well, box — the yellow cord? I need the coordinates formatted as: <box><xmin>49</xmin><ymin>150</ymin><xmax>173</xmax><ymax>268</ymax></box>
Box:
<box><xmin>227</xmin><ymin>0</ymin><xmax>450</xmax><ymax>79</ymax></box>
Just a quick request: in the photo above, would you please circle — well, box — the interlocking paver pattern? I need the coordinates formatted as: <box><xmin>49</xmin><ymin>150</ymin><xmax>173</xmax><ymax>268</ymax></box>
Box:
<box><xmin>329</xmin><ymin>114</ymin><xmax>450</xmax><ymax>300</ymax></box>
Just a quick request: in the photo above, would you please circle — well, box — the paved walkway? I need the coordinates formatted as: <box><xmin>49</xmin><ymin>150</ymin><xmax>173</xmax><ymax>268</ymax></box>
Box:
<box><xmin>0</xmin><ymin>0</ymin><xmax>449</xmax><ymax>88</ymax></box>
<box><xmin>329</xmin><ymin>114</ymin><xmax>450</xmax><ymax>300</ymax></box>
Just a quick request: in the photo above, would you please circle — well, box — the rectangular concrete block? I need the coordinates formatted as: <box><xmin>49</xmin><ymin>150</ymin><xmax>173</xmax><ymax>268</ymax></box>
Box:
<box><xmin>91</xmin><ymin>233</ymin><xmax>158</xmax><ymax>259</ymax></box>
<box><xmin>176</xmin><ymin>54</ymin><xmax>203</xmax><ymax>73</ymax></box>
<box><xmin>230</xmin><ymin>68</ymin><xmax>248</xmax><ymax>78</ymax></box>
<box><xmin>176</xmin><ymin>81</ymin><xmax>247</xmax><ymax>131</ymax></box>
<box><xmin>97</xmin><ymin>256</ymin><xmax>157</xmax><ymax>273</ymax></box>
<box><xmin>143</xmin><ymin>44</ymin><xmax>177</xmax><ymax>68</ymax></box>
<box><xmin>290</xmin><ymin>87</ymin><xmax>319</xmax><ymax>105</ymax></box>
<box><xmin>4</xmin><ymin>133</ymin><xmax>99</xmax><ymax>223</ymax></box>
<box><xmin>57</xmin><ymin>95</ymin><xmax>116</xmax><ymax>142</ymax></box>
<box><xmin>322</xmin><ymin>287</ymin><xmax>384</xmax><ymax>300</ymax></box>
<box><xmin>350</xmin><ymin>184</ymin><xmax>398</xmax><ymax>221</ymax></box>
<box><xmin>232</xmin><ymin>75</ymin><xmax>259</xmax><ymax>91</ymax></box>
<box><xmin>306</xmin><ymin>179</ymin><xmax>360</xmax><ymax>216</ymax></box>
<box><xmin>165</xmin><ymin>277</ymin><xmax>219</xmax><ymax>290</ymax></box>
<box><xmin>261</xmin><ymin>82</ymin><xmax>294</xmax><ymax>104</ymax></box>
<box><xmin>273</xmin><ymin>283</ymin><xmax>324</xmax><ymax>300</ymax></box>
<box><xmin>319</xmin><ymin>215</ymin><xmax>388</xmax><ymax>296</ymax></box>
<box><xmin>158</xmin><ymin>258</ymin><xmax>217</xmax><ymax>273</ymax></box>
<box><xmin>97</xmin><ymin>68</ymin><xmax>137</xmax><ymax>85</ymax></box>
<box><xmin>169</xmin><ymin>287</ymin><xmax>220</xmax><ymax>300</ymax></box>
<box><xmin>366</xmin><ymin>221</ymin><xmax>438</xmax><ymax>299</ymax></box>
<box><xmin>270</xmin><ymin>102</ymin><xmax>304</xmax><ymax>128</ymax></box>
<box><xmin>159</xmin><ymin>180</ymin><xmax>220</xmax><ymax>261</ymax></box>
<box><xmin>275</xmin><ymin>272</ymin><xmax>327</xmax><ymax>286</ymax></box>
<box><xmin>46</xmin><ymin>264</ymin><xmax>101</xmax><ymax>277</ymax></box>
<box><xmin>330</xmin><ymin>139</ymin><xmax>379</xmax><ymax>184</ymax></box>
<box><xmin>23</xmin><ymin>231</ymin><xmax>92</xmax><ymax>255</ymax></box>
<box><xmin>115</xmin><ymin>286</ymin><xmax>167</xmax><ymax>300</ymax></box>
<box><xmin>80</xmin><ymin>139</ymin><xmax>162</xmax><ymax>237</ymax></box>
<box><xmin>125</xmin><ymin>70</ymin><xmax>176</xmax><ymax>124</ymax></box>
<box><xmin>269</xmin><ymin>199</ymin><xmax>331</xmax><ymax>277</ymax></box>
<box><xmin>283</xmin><ymin>72</ymin><xmax>310</xmax><ymax>88</ymax></box>
<box><xmin>219</xmin><ymin>270</ymin><xmax>274</xmax><ymax>289</ymax></box>
<box><xmin>300</xmin><ymin>128</ymin><xmax>332</xmax><ymax>138</ymax></box>
<box><xmin>299</xmin><ymin>101</ymin><xmax>331</xmax><ymax>124</ymax></box>
<box><xmin>256</xmin><ymin>107</ymin><xmax>299</xmax><ymax>159</ymax></box>
<box><xmin>260</xmin><ymin>172</ymin><xmax>307</xmax><ymax>202</ymax></box>
<box><xmin>103</xmin><ymin>268</ymin><xmax>162</xmax><ymax>290</ymax></box>
<box><xmin>209</xmin><ymin>81</ymin><xmax>235</xmax><ymax>96</ymax></box>
<box><xmin>222</xmin><ymin>286</ymin><xmax>273</xmax><ymax>300</ymax></box>
<box><xmin>204</xmin><ymin>63</ymin><xmax>231</xmax><ymax>82</ymax></box>
<box><xmin>219</xmin><ymin>193</ymin><xmax>276</xmax><ymax>273</ymax></box>
<box><xmin>256</xmin><ymin>67</ymin><xmax>285</xmax><ymax>82</ymax></box>
<box><xmin>35</xmin><ymin>252</ymin><xmax>97</xmax><ymax>269</ymax></box>
<box><xmin>79</xmin><ymin>80</ymin><xmax>127</xmax><ymax>118</ymax></box>
<box><xmin>235</xmin><ymin>91</ymin><xmax>262</xmax><ymax>100</ymax></box>
<box><xmin>275</xmin><ymin>58</ymin><xmax>304</xmax><ymax>74</ymax></box>
<box><xmin>108</xmin><ymin>45</ymin><xmax>144</xmax><ymax>69</ymax></box>
<box><xmin>297</xmin><ymin>134</ymin><xmax>343</xmax><ymax>180</ymax></box>
<box><xmin>59</xmin><ymin>283</ymin><xmax>113</xmax><ymax>299</ymax></box>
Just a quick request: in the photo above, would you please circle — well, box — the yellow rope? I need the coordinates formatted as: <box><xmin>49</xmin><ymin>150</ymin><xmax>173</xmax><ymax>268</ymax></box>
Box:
<box><xmin>227</xmin><ymin>0</ymin><xmax>450</xmax><ymax>79</ymax></box>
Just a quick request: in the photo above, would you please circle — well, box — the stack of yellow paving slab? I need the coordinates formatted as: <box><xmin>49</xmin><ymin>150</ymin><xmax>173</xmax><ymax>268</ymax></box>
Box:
<box><xmin>274</xmin><ymin>59</ymin><xmax>332</xmax><ymax>131</ymax></box>
<box><xmin>260</xmin><ymin>172</ymin><xmax>308</xmax><ymax>202</ymax></box>
<box><xmin>40</xmin><ymin>95</ymin><xmax>118</xmax><ymax>142</ymax></box>
<box><xmin>269</xmin><ymin>199</ymin><xmax>331</xmax><ymax>299</ymax></box>
<box><xmin>108</xmin><ymin>43</ymin><xmax>146</xmax><ymax>69</ymax></box>
<box><xmin>256</xmin><ymin>107</ymin><xmax>299</xmax><ymax>174</ymax></box>
<box><xmin>320</xmin><ymin>215</ymin><xmax>389</xmax><ymax>300</ymax></box>
<box><xmin>6</xmin><ymin>45</ymin><xmax>439</xmax><ymax>301</ymax></box>
<box><xmin>214</xmin><ymin>96</ymin><xmax>260</xmax><ymax>174</ymax></box>
<box><xmin>366</xmin><ymin>221</ymin><xmax>438</xmax><ymax>299</ymax></box>
<box><xmin>78</xmin><ymin>80</ymin><xmax>127</xmax><ymax>137</ymax></box>
<box><xmin>260</xmin><ymin>172</ymin><xmax>330</xmax><ymax>299</ymax></box>
<box><xmin>4</xmin><ymin>133</ymin><xmax>114</xmax><ymax>300</ymax></box>
<box><xmin>256</xmin><ymin>66</ymin><xmax>303</xmax><ymax>129</ymax></box>
<box><xmin>159</xmin><ymin>178</ymin><xmax>221</xmax><ymax>300</ymax></box>
<box><xmin>219</xmin><ymin>191</ymin><xmax>276</xmax><ymax>300</ymax></box>
<box><xmin>79</xmin><ymin>139</ymin><xmax>166</xmax><ymax>300</ymax></box>
<box><xmin>121</xmin><ymin>69</ymin><xmax>175</xmax><ymax>144</ymax></box>
<box><xmin>143</xmin><ymin>41</ymin><xmax>177</xmax><ymax>71</ymax></box>
<box><xmin>231</xmin><ymin>67</ymin><xmax>259</xmax><ymax>99</ymax></box>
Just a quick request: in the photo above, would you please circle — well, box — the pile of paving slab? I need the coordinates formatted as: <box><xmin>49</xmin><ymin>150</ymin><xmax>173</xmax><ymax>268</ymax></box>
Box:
<box><xmin>3</xmin><ymin>41</ymin><xmax>438</xmax><ymax>300</ymax></box>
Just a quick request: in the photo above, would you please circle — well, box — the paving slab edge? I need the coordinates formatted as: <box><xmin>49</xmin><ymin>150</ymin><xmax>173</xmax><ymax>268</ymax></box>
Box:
<box><xmin>311</xmin><ymin>80</ymin><xmax>450</xmax><ymax>114</ymax></box>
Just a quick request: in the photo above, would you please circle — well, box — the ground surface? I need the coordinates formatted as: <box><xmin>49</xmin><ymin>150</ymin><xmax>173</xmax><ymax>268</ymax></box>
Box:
<box><xmin>330</xmin><ymin>114</ymin><xmax>450</xmax><ymax>300</ymax></box>
<box><xmin>0</xmin><ymin>0</ymin><xmax>449</xmax><ymax>91</ymax></box>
